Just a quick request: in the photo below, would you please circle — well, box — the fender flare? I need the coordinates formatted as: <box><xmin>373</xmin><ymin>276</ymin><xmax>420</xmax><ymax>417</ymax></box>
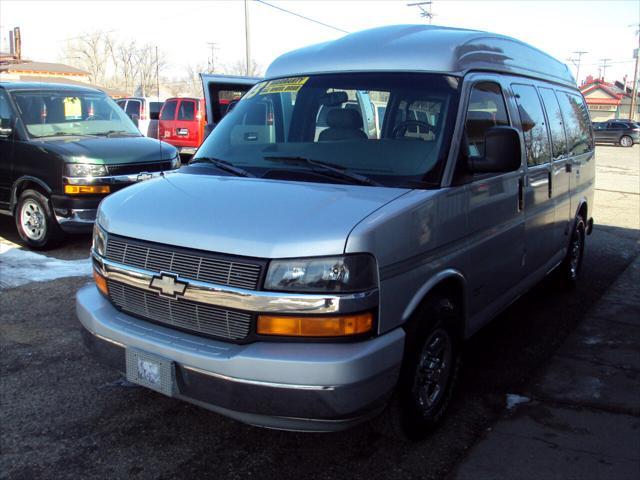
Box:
<box><xmin>10</xmin><ymin>176</ymin><xmax>52</xmax><ymax>212</ymax></box>
<box><xmin>401</xmin><ymin>268</ymin><xmax>467</xmax><ymax>325</ymax></box>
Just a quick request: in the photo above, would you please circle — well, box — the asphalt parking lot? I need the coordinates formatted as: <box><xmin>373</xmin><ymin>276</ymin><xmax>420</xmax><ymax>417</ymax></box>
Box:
<box><xmin>1</xmin><ymin>145</ymin><xmax>638</xmax><ymax>480</ymax></box>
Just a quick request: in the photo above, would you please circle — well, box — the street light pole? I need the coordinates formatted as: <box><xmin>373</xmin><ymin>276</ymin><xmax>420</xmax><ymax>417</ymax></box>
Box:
<box><xmin>244</xmin><ymin>0</ymin><xmax>251</xmax><ymax>76</ymax></box>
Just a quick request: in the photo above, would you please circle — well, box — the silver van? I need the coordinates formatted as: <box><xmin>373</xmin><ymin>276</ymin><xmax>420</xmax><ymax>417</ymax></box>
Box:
<box><xmin>77</xmin><ymin>25</ymin><xmax>594</xmax><ymax>439</ymax></box>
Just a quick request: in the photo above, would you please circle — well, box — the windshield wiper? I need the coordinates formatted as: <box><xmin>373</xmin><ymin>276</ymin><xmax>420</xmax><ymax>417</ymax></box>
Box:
<box><xmin>263</xmin><ymin>155</ymin><xmax>380</xmax><ymax>186</ymax></box>
<box><xmin>190</xmin><ymin>157</ymin><xmax>256</xmax><ymax>178</ymax></box>
<box><xmin>96</xmin><ymin>130</ymin><xmax>139</xmax><ymax>138</ymax></box>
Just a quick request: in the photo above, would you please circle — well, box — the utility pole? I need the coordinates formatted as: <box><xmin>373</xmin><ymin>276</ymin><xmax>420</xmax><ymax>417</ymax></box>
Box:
<box><xmin>156</xmin><ymin>46</ymin><xmax>160</xmax><ymax>100</ymax></box>
<box><xmin>570</xmin><ymin>50</ymin><xmax>588</xmax><ymax>85</ymax></box>
<box><xmin>599</xmin><ymin>58</ymin><xmax>611</xmax><ymax>81</ymax></box>
<box><xmin>629</xmin><ymin>23</ymin><xmax>640</xmax><ymax>121</ymax></box>
<box><xmin>207</xmin><ymin>42</ymin><xmax>218</xmax><ymax>73</ymax></box>
<box><xmin>244</xmin><ymin>0</ymin><xmax>251</xmax><ymax>76</ymax></box>
<box><xmin>407</xmin><ymin>2</ymin><xmax>434</xmax><ymax>24</ymax></box>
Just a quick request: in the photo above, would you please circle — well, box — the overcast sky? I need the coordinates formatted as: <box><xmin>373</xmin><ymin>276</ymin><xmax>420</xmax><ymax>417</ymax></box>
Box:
<box><xmin>1</xmin><ymin>0</ymin><xmax>639</xmax><ymax>85</ymax></box>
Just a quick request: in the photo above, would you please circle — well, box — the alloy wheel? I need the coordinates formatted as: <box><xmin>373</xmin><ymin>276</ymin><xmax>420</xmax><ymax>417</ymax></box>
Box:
<box><xmin>412</xmin><ymin>328</ymin><xmax>452</xmax><ymax>414</ymax></box>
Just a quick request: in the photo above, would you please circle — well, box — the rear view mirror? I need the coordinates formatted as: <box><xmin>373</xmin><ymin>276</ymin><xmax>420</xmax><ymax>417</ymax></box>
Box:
<box><xmin>468</xmin><ymin>126</ymin><xmax>521</xmax><ymax>173</ymax></box>
<box><xmin>319</xmin><ymin>91</ymin><xmax>348</xmax><ymax>107</ymax></box>
<box><xmin>0</xmin><ymin>118</ymin><xmax>13</xmax><ymax>138</ymax></box>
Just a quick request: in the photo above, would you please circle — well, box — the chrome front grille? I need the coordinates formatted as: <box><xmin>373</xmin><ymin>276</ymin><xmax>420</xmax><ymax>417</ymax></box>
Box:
<box><xmin>108</xmin><ymin>280</ymin><xmax>252</xmax><ymax>340</ymax></box>
<box><xmin>105</xmin><ymin>238</ymin><xmax>262</xmax><ymax>290</ymax></box>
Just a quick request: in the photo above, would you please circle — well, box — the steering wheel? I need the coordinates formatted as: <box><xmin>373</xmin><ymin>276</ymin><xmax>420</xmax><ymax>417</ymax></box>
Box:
<box><xmin>392</xmin><ymin>120</ymin><xmax>434</xmax><ymax>138</ymax></box>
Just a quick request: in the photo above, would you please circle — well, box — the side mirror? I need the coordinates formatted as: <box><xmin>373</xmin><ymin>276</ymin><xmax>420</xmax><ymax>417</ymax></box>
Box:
<box><xmin>468</xmin><ymin>126</ymin><xmax>521</xmax><ymax>173</ymax></box>
<box><xmin>0</xmin><ymin>118</ymin><xmax>13</xmax><ymax>138</ymax></box>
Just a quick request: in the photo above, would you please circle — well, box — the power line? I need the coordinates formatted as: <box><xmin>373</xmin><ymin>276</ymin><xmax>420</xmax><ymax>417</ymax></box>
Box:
<box><xmin>253</xmin><ymin>0</ymin><xmax>349</xmax><ymax>34</ymax></box>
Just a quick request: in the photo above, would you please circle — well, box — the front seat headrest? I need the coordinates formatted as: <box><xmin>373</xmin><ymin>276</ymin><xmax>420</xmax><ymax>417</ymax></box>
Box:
<box><xmin>326</xmin><ymin>108</ymin><xmax>364</xmax><ymax>130</ymax></box>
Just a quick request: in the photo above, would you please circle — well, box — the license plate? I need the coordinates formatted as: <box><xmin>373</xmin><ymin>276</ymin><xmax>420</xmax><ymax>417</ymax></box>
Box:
<box><xmin>125</xmin><ymin>349</ymin><xmax>175</xmax><ymax>396</ymax></box>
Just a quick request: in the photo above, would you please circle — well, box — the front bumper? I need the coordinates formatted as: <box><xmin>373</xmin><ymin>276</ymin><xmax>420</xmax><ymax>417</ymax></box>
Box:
<box><xmin>76</xmin><ymin>285</ymin><xmax>405</xmax><ymax>431</ymax></box>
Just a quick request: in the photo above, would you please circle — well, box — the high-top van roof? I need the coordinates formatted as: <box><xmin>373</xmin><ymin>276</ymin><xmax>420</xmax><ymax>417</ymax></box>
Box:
<box><xmin>266</xmin><ymin>24</ymin><xmax>575</xmax><ymax>87</ymax></box>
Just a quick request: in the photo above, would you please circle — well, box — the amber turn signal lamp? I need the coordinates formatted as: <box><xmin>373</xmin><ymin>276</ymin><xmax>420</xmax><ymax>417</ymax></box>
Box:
<box><xmin>93</xmin><ymin>268</ymin><xmax>109</xmax><ymax>296</ymax></box>
<box><xmin>257</xmin><ymin>312</ymin><xmax>373</xmax><ymax>337</ymax></box>
<box><xmin>64</xmin><ymin>185</ymin><xmax>110</xmax><ymax>195</ymax></box>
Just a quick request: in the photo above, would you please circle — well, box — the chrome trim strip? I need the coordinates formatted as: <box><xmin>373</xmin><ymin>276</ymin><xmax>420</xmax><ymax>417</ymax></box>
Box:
<box><xmin>94</xmin><ymin>331</ymin><xmax>126</xmax><ymax>348</ymax></box>
<box><xmin>95</xmin><ymin>254</ymin><xmax>378</xmax><ymax>315</ymax></box>
<box><xmin>64</xmin><ymin>169</ymin><xmax>178</xmax><ymax>186</ymax></box>
<box><xmin>182</xmin><ymin>365</ymin><xmax>336</xmax><ymax>391</ymax></box>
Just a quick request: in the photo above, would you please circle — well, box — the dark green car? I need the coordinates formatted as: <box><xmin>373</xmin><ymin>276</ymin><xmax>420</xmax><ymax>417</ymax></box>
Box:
<box><xmin>0</xmin><ymin>82</ymin><xmax>179</xmax><ymax>248</ymax></box>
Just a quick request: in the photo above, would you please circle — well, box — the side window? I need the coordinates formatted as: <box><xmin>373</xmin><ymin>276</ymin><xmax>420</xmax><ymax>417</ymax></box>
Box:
<box><xmin>125</xmin><ymin>100</ymin><xmax>141</xmax><ymax>116</ymax></box>
<box><xmin>160</xmin><ymin>100</ymin><xmax>178</xmax><ymax>121</ymax></box>
<box><xmin>538</xmin><ymin>87</ymin><xmax>568</xmax><ymax>160</ymax></box>
<box><xmin>556</xmin><ymin>92</ymin><xmax>593</xmax><ymax>155</ymax></box>
<box><xmin>177</xmin><ymin>100</ymin><xmax>196</xmax><ymax>121</ymax></box>
<box><xmin>0</xmin><ymin>91</ymin><xmax>13</xmax><ymax>120</ymax></box>
<box><xmin>464</xmin><ymin>82</ymin><xmax>509</xmax><ymax>157</ymax></box>
<box><xmin>511</xmin><ymin>84</ymin><xmax>551</xmax><ymax>166</ymax></box>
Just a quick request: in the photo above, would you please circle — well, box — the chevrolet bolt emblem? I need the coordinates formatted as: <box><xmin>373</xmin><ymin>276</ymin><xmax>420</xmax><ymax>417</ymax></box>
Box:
<box><xmin>149</xmin><ymin>273</ymin><xmax>188</xmax><ymax>299</ymax></box>
<box><xmin>136</xmin><ymin>172</ymin><xmax>153</xmax><ymax>182</ymax></box>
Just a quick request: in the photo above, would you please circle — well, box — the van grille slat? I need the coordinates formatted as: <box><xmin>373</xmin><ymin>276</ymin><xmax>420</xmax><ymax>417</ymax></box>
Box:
<box><xmin>105</xmin><ymin>238</ymin><xmax>262</xmax><ymax>290</ymax></box>
<box><xmin>107</xmin><ymin>280</ymin><xmax>251</xmax><ymax>341</ymax></box>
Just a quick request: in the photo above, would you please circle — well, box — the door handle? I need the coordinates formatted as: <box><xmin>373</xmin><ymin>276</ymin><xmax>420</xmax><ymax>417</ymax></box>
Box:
<box><xmin>518</xmin><ymin>177</ymin><xmax>524</xmax><ymax>212</ymax></box>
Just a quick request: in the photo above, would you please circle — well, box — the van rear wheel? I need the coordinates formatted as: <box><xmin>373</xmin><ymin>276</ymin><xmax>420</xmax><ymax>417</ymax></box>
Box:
<box><xmin>376</xmin><ymin>296</ymin><xmax>461</xmax><ymax>441</ymax></box>
<box><xmin>558</xmin><ymin>215</ymin><xmax>585</xmax><ymax>289</ymax></box>
<box><xmin>15</xmin><ymin>189</ymin><xmax>63</xmax><ymax>250</ymax></box>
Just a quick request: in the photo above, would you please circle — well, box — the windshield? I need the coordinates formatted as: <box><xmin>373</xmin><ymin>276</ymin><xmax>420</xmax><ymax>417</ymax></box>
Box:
<box><xmin>195</xmin><ymin>73</ymin><xmax>460</xmax><ymax>188</ymax></box>
<box><xmin>11</xmin><ymin>90</ymin><xmax>141</xmax><ymax>138</ymax></box>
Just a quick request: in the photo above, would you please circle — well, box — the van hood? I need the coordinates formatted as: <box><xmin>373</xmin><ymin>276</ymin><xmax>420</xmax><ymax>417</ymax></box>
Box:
<box><xmin>98</xmin><ymin>173</ymin><xmax>410</xmax><ymax>258</ymax></box>
<box><xmin>35</xmin><ymin>135</ymin><xmax>177</xmax><ymax>165</ymax></box>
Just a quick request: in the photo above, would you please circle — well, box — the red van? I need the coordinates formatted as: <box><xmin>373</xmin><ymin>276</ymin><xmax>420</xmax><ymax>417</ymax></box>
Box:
<box><xmin>158</xmin><ymin>97</ymin><xmax>207</xmax><ymax>156</ymax></box>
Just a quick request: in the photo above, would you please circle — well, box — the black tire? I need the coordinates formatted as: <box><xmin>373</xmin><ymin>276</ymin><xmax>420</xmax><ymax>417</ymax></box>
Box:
<box><xmin>14</xmin><ymin>189</ymin><xmax>63</xmax><ymax>250</ymax></box>
<box><xmin>558</xmin><ymin>215</ymin><xmax>586</xmax><ymax>290</ymax></box>
<box><xmin>620</xmin><ymin>135</ymin><xmax>633</xmax><ymax>147</ymax></box>
<box><xmin>376</xmin><ymin>296</ymin><xmax>461</xmax><ymax>441</ymax></box>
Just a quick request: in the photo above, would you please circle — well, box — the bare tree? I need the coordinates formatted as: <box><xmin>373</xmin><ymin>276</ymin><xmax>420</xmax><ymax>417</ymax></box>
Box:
<box><xmin>223</xmin><ymin>59</ymin><xmax>262</xmax><ymax>77</ymax></box>
<box><xmin>62</xmin><ymin>31</ymin><xmax>112</xmax><ymax>85</ymax></box>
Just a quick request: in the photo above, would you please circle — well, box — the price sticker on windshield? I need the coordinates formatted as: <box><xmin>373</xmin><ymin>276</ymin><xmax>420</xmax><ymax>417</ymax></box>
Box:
<box><xmin>259</xmin><ymin>76</ymin><xmax>309</xmax><ymax>95</ymax></box>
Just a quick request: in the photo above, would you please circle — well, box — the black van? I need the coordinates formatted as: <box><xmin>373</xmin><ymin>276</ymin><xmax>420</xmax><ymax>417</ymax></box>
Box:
<box><xmin>0</xmin><ymin>82</ymin><xmax>179</xmax><ymax>248</ymax></box>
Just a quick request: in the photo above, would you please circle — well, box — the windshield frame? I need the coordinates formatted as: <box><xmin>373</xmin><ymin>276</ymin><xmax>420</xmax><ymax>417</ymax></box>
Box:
<box><xmin>9</xmin><ymin>89</ymin><xmax>142</xmax><ymax>139</ymax></box>
<box><xmin>194</xmin><ymin>72</ymin><xmax>461</xmax><ymax>189</ymax></box>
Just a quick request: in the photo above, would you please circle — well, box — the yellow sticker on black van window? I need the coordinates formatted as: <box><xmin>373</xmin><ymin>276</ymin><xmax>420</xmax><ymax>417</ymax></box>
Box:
<box><xmin>63</xmin><ymin>97</ymin><xmax>82</xmax><ymax>119</ymax></box>
<box><xmin>259</xmin><ymin>76</ymin><xmax>309</xmax><ymax>95</ymax></box>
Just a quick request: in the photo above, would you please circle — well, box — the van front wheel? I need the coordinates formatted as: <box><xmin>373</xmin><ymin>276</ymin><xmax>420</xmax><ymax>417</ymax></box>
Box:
<box><xmin>15</xmin><ymin>189</ymin><xmax>63</xmax><ymax>250</ymax></box>
<box><xmin>377</xmin><ymin>296</ymin><xmax>461</xmax><ymax>441</ymax></box>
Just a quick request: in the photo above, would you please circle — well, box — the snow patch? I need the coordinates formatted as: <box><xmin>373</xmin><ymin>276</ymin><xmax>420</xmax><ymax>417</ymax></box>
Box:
<box><xmin>506</xmin><ymin>393</ymin><xmax>530</xmax><ymax>410</ymax></box>
<box><xmin>0</xmin><ymin>242</ymin><xmax>92</xmax><ymax>290</ymax></box>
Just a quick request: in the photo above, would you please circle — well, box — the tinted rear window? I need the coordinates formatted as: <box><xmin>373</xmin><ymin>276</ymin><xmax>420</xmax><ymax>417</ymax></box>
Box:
<box><xmin>178</xmin><ymin>100</ymin><xmax>196</xmax><ymax>121</ymax></box>
<box><xmin>125</xmin><ymin>100</ymin><xmax>141</xmax><ymax>116</ymax></box>
<box><xmin>160</xmin><ymin>100</ymin><xmax>178</xmax><ymax>120</ymax></box>
<box><xmin>149</xmin><ymin>101</ymin><xmax>163</xmax><ymax>120</ymax></box>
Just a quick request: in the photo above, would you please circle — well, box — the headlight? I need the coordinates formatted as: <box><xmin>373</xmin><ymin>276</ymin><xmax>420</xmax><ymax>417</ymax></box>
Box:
<box><xmin>65</xmin><ymin>163</ymin><xmax>107</xmax><ymax>177</ymax></box>
<box><xmin>92</xmin><ymin>223</ymin><xmax>108</xmax><ymax>257</ymax></box>
<box><xmin>264</xmin><ymin>254</ymin><xmax>378</xmax><ymax>293</ymax></box>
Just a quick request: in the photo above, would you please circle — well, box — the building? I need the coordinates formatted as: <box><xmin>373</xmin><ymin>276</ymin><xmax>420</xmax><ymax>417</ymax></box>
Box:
<box><xmin>579</xmin><ymin>76</ymin><xmax>639</xmax><ymax>122</ymax></box>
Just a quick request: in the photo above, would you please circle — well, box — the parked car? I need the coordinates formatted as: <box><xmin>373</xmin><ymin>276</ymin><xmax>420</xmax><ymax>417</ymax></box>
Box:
<box><xmin>158</xmin><ymin>97</ymin><xmax>207</xmax><ymax>156</ymax></box>
<box><xmin>592</xmin><ymin>120</ymin><xmax>640</xmax><ymax>146</ymax></box>
<box><xmin>115</xmin><ymin>97</ymin><xmax>164</xmax><ymax>138</ymax></box>
<box><xmin>0</xmin><ymin>82</ymin><xmax>179</xmax><ymax>248</ymax></box>
<box><xmin>78</xmin><ymin>25</ymin><xmax>595</xmax><ymax>440</ymax></box>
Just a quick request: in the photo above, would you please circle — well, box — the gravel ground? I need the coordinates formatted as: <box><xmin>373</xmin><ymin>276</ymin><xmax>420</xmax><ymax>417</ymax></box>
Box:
<box><xmin>1</xmin><ymin>145</ymin><xmax>638</xmax><ymax>480</ymax></box>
